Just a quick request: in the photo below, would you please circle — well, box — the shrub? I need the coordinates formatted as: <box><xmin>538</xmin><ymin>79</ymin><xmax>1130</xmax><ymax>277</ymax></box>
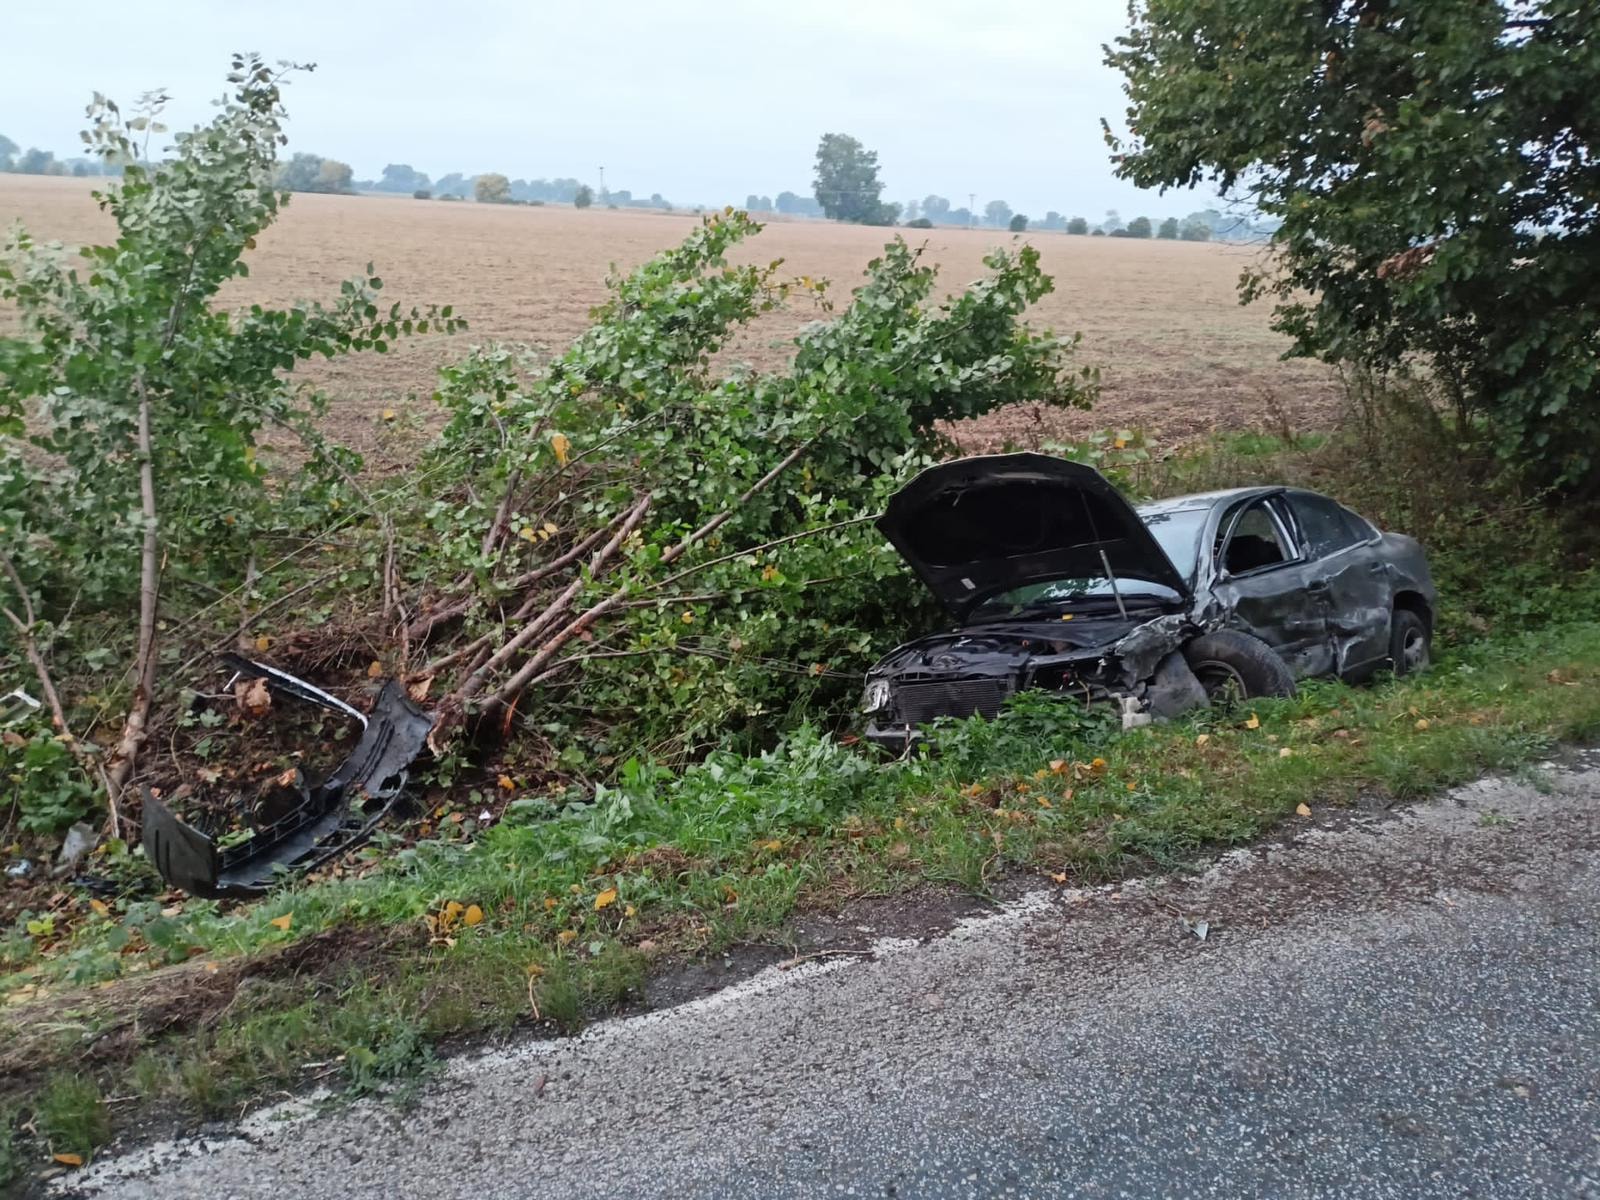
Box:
<box><xmin>413</xmin><ymin>188</ymin><xmax>431</xmax><ymax>200</ymax></box>
<box><xmin>906</xmin><ymin>216</ymin><xmax>933</xmax><ymax>229</ymax></box>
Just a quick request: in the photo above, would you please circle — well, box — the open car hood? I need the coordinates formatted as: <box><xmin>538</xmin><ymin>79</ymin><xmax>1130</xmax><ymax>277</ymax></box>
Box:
<box><xmin>877</xmin><ymin>453</ymin><xmax>1192</xmax><ymax>622</ymax></box>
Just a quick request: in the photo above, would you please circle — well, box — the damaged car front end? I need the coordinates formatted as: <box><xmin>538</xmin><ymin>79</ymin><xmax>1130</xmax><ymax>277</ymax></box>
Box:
<box><xmin>862</xmin><ymin>453</ymin><xmax>1434</xmax><ymax>751</ymax></box>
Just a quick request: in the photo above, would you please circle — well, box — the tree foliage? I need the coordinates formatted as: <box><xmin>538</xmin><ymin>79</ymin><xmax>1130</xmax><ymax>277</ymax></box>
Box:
<box><xmin>985</xmin><ymin>199</ymin><xmax>1014</xmax><ymax>228</ymax></box>
<box><xmin>574</xmin><ymin>184</ymin><xmax>594</xmax><ymax>208</ymax></box>
<box><xmin>813</xmin><ymin>133</ymin><xmax>894</xmax><ymax>224</ymax></box>
<box><xmin>405</xmin><ymin>211</ymin><xmax>1096</xmax><ymax>763</ymax></box>
<box><xmin>1008</xmin><ymin>213</ymin><xmax>1029</xmax><ymax>233</ymax></box>
<box><xmin>276</xmin><ymin>152</ymin><xmax>353</xmax><ymax>193</ymax></box>
<box><xmin>1125</xmin><ymin>215</ymin><xmax>1152</xmax><ymax>239</ymax></box>
<box><xmin>1067</xmin><ymin>216</ymin><xmax>1089</xmax><ymax>235</ymax></box>
<box><xmin>0</xmin><ymin>57</ymin><xmax>462</xmax><ymax>817</ymax></box>
<box><xmin>1107</xmin><ymin>0</ymin><xmax>1600</xmax><ymax>487</ymax></box>
<box><xmin>1157</xmin><ymin>216</ymin><xmax>1179</xmax><ymax>240</ymax></box>
<box><xmin>475</xmin><ymin>172</ymin><xmax>511</xmax><ymax>203</ymax></box>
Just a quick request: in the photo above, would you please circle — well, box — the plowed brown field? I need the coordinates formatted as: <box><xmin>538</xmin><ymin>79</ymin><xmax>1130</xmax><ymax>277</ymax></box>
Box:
<box><xmin>1</xmin><ymin>174</ymin><xmax>1338</xmax><ymax>467</ymax></box>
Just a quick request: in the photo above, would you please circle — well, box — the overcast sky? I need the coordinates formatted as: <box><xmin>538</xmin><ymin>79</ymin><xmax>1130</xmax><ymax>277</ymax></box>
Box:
<box><xmin>2</xmin><ymin>0</ymin><xmax>1208</xmax><ymax>218</ymax></box>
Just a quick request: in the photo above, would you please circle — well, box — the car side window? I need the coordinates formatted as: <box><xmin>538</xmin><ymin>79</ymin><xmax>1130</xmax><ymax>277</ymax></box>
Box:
<box><xmin>1291</xmin><ymin>493</ymin><xmax>1367</xmax><ymax>558</ymax></box>
<box><xmin>1216</xmin><ymin>499</ymin><xmax>1297</xmax><ymax>576</ymax></box>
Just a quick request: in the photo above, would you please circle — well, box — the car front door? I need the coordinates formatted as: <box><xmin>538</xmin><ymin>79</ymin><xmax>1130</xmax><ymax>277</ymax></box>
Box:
<box><xmin>1210</xmin><ymin>495</ymin><xmax>1336</xmax><ymax>678</ymax></box>
<box><xmin>1283</xmin><ymin>491</ymin><xmax>1393</xmax><ymax>678</ymax></box>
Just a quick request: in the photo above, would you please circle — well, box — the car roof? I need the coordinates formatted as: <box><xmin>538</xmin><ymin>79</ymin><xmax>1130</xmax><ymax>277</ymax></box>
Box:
<box><xmin>1135</xmin><ymin>486</ymin><xmax>1280</xmax><ymax>516</ymax></box>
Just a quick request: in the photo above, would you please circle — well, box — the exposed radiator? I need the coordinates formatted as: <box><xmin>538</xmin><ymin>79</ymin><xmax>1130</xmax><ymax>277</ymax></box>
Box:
<box><xmin>892</xmin><ymin>677</ymin><xmax>1013</xmax><ymax>725</ymax></box>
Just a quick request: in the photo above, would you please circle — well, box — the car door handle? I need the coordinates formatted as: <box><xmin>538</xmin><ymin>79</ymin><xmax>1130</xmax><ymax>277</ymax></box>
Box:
<box><xmin>1306</xmin><ymin>579</ymin><xmax>1330</xmax><ymax>593</ymax></box>
<box><xmin>1368</xmin><ymin>562</ymin><xmax>1387</xmax><ymax>575</ymax></box>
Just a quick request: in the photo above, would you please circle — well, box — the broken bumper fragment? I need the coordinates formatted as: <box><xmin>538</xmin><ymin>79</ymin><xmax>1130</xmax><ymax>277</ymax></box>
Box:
<box><xmin>143</xmin><ymin>656</ymin><xmax>433</xmax><ymax>899</ymax></box>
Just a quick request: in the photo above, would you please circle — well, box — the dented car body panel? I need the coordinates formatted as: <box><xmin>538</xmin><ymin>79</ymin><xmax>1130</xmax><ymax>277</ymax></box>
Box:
<box><xmin>862</xmin><ymin>455</ymin><xmax>1435</xmax><ymax>749</ymax></box>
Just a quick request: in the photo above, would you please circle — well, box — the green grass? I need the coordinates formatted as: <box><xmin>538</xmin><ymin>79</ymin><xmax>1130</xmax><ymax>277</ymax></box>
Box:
<box><xmin>3</xmin><ymin>617</ymin><xmax>1600</xmax><ymax>1183</ymax></box>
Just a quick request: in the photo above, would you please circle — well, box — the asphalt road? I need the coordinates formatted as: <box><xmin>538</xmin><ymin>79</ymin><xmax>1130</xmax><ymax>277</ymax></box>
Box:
<box><xmin>73</xmin><ymin>754</ymin><xmax>1600</xmax><ymax>1200</ymax></box>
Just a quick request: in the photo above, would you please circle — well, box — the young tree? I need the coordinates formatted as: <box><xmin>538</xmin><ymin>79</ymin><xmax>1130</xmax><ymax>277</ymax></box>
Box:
<box><xmin>1041</xmin><ymin>211</ymin><xmax>1065</xmax><ymax>230</ymax></box>
<box><xmin>1066</xmin><ymin>216</ymin><xmax>1089</xmax><ymax>235</ymax></box>
<box><xmin>1179</xmin><ymin>220</ymin><xmax>1211</xmax><ymax>242</ymax></box>
<box><xmin>574</xmin><ymin>184</ymin><xmax>594</xmax><ymax>208</ymax></box>
<box><xmin>475</xmin><ymin>172</ymin><xmax>511</xmax><ymax>203</ymax></box>
<box><xmin>903</xmin><ymin>198</ymin><xmax>920</xmax><ymax>222</ymax></box>
<box><xmin>985</xmin><ymin>199</ymin><xmax>1013</xmax><ymax>228</ymax></box>
<box><xmin>948</xmin><ymin>206</ymin><xmax>974</xmax><ymax>227</ymax></box>
<box><xmin>1102</xmin><ymin>209</ymin><xmax>1123</xmax><ymax>233</ymax></box>
<box><xmin>0</xmin><ymin>57</ymin><xmax>462</xmax><ymax>820</ymax></box>
<box><xmin>1157</xmin><ymin>216</ymin><xmax>1179</xmax><ymax>240</ymax></box>
<box><xmin>812</xmin><ymin>133</ymin><xmax>887</xmax><ymax>223</ymax></box>
<box><xmin>1126</xmin><ymin>215</ymin><xmax>1153</xmax><ymax>238</ymax></box>
<box><xmin>1107</xmin><ymin>0</ymin><xmax>1600</xmax><ymax>486</ymax></box>
<box><xmin>1009</xmin><ymin>213</ymin><xmax>1029</xmax><ymax>233</ymax></box>
<box><xmin>0</xmin><ymin>134</ymin><xmax>16</xmax><ymax>171</ymax></box>
<box><xmin>922</xmin><ymin>194</ymin><xmax>951</xmax><ymax>222</ymax></box>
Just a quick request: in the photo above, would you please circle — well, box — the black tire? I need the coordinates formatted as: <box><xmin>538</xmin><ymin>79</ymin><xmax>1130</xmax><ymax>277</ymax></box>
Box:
<box><xmin>1389</xmin><ymin>608</ymin><xmax>1431</xmax><ymax>677</ymax></box>
<box><xmin>1182</xmin><ymin>629</ymin><xmax>1297</xmax><ymax>705</ymax></box>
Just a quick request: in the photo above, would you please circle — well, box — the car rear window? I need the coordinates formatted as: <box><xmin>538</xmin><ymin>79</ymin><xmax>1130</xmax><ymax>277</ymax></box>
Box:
<box><xmin>1291</xmin><ymin>492</ymin><xmax>1369</xmax><ymax>557</ymax></box>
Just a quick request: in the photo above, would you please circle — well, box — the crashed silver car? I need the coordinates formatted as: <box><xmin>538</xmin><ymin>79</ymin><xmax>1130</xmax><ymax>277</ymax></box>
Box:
<box><xmin>862</xmin><ymin>453</ymin><xmax>1435</xmax><ymax>750</ymax></box>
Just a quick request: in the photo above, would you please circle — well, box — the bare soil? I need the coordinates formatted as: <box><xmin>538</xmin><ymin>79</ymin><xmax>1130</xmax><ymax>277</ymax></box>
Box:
<box><xmin>0</xmin><ymin>175</ymin><xmax>1340</xmax><ymax>470</ymax></box>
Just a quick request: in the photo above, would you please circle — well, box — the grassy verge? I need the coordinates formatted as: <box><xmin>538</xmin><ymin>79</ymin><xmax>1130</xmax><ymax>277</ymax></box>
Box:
<box><xmin>4</xmin><ymin>617</ymin><xmax>1600</xmax><ymax>1183</ymax></box>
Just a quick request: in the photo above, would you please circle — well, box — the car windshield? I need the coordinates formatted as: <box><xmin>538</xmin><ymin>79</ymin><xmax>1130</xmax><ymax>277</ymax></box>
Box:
<box><xmin>1139</xmin><ymin>506</ymin><xmax>1209</xmax><ymax>580</ymax></box>
<box><xmin>966</xmin><ymin>505</ymin><xmax>1208</xmax><ymax>621</ymax></box>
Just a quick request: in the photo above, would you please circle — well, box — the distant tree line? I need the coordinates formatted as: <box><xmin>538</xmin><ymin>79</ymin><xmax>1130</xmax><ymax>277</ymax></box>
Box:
<box><xmin>2</xmin><ymin>128</ymin><xmax>1274</xmax><ymax>237</ymax></box>
<box><xmin>0</xmin><ymin>133</ymin><xmax>125</xmax><ymax>177</ymax></box>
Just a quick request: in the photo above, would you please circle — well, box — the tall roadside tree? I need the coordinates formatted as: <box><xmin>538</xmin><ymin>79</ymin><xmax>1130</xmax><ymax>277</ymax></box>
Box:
<box><xmin>0</xmin><ymin>135</ymin><xmax>16</xmax><ymax>171</ymax></box>
<box><xmin>813</xmin><ymin>133</ymin><xmax>893</xmax><ymax>224</ymax></box>
<box><xmin>1106</xmin><ymin>0</ymin><xmax>1600</xmax><ymax>490</ymax></box>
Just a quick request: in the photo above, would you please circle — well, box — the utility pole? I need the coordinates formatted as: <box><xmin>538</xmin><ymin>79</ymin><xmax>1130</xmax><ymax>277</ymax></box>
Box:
<box><xmin>969</xmin><ymin>192</ymin><xmax>977</xmax><ymax>226</ymax></box>
<box><xmin>598</xmin><ymin>165</ymin><xmax>606</xmax><ymax>204</ymax></box>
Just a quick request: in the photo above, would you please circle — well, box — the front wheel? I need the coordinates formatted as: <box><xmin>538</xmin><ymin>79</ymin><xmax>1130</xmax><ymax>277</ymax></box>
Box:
<box><xmin>1389</xmin><ymin>609</ymin><xmax>1431</xmax><ymax>677</ymax></box>
<box><xmin>1182</xmin><ymin>629</ymin><xmax>1297</xmax><ymax>706</ymax></box>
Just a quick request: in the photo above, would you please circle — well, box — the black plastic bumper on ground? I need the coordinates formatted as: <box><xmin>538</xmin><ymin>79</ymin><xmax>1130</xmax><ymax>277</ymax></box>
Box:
<box><xmin>142</xmin><ymin>660</ymin><xmax>433</xmax><ymax>898</ymax></box>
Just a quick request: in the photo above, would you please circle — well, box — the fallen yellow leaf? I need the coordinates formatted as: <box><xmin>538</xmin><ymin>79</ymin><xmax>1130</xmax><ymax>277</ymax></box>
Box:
<box><xmin>1245</xmin><ymin>713</ymin><xmax>1261</xmax><ymax>730</ymax></box>
<box><xmin>463</xmin><ymin>904</ymin><xmax>484</xmax><ymax>927</ymax></box>
<box><xmin>89</xmin><ymin>898</ymin><xmax>110</xmax><ymax>918</ymax></box>
<box><xmin>367</xmin><ymin>660</ymin><xmax>383</xmax><ymax>678</ymax></box>
<box><xmin>595</xmin><ymin>887</ymin><xmax>618</xmax><ymax>910</ymax></box>
<box><xmin>53</xmin><ymin>1153</ymin><xmax>84</xmax><ymax>1167</ymax></box>
<box><xmin>1415</xmin><ymin>718</ymin><xmax>1431</xmax><ymax>731</ymax></box>
<box><xmin>1037</xmin><ymin>796</ymin><xmax>1053</xmax><ymax>808</ymax></box>
<box><xmin>761</xmin><ymin>839</ymin><xmax>783</xmax><ymax>852</ymax></box>
<box><xmin>1049</xmin><ymin>759</ymin><xmax>1067</xmax><ymax>774</ymax></box>
<box><xmin>498</xmin><ymin>774</ymin><xmax>515</xmax><ymax>791</ymax></box>
<box><xmin>381</xmin><ymin>408</ymin><xmax>397</xmax><ymax>422</ymax></box>
<box><xmin>1051</xmin><ymin>872</ymin><xmax>1068</xmax><ymax>883</ymax></box>
<box><xmin>269</xmin><ymin>913</ymin><xmax>292</xmax><ymax>932</ymax></box>
<box><xmin>1195</xmin><ymin>733</ymin><xmax>1210</xmax><ymax>746</ymax></box>
<box><xmin>1296</xmin><ymin>802</ymin><xmax>1312</xmax><ymax>817</ymax></box>
<box><xmin>543</xmin><ymin>897</ymin><xmax>557</xmax><ymax>910</ymax></box>
<box><xmin>254</xmin><ymin>634</ymin><xmax>272</xmax><ymax>652</ymax></box>
<box><xmin>1279</xmin><ymin>747</ymin><xmax>1294</xmax><ymax>758</ymax></box>
<box><xmin>551</xmin><ymin>432</ymin><xmax>572</xmax><ymax>466</ymax></box>
<box><xmin>681</xmin><ymin>610</ymin><xmax>694</xmax><ymax>624</ymax></box>
<box><xmin>556</xmin><ymin>929</ymin><xmax>577</xmax><ymax>945</ymax></box>
<box><xmin>623</xmin><ymin>905</ymin><xmax>636</xmax><ymax>918</ymax></box>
